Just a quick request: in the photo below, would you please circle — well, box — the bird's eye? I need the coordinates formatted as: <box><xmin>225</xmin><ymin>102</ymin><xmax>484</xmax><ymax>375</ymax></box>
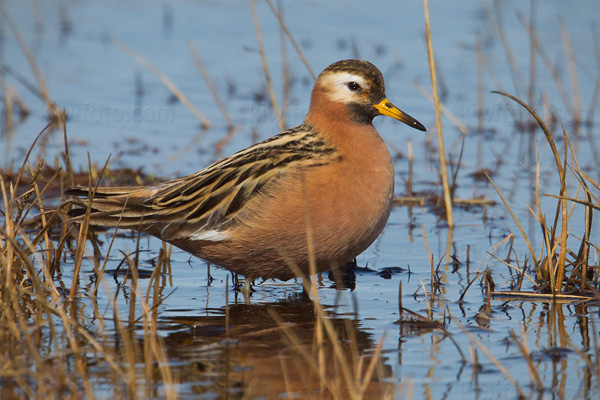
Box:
<box><xmin>347</xmin><ymin>82</ymin><xmax>361</xmax><ymax>91</ymax></box>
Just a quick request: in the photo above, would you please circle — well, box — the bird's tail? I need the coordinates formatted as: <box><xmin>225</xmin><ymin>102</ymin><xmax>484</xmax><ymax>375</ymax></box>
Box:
<box><xmin>64</xmin><ymin>185</ymin><xmax>159</xmax><ymax>229</ymax></box>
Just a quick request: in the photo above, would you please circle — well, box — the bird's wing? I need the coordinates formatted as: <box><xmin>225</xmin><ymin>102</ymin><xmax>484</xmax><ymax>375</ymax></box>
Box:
<box><xmin>66</xmin><ymin>124</ymin><xmax>338</xmax><ymax>240</ymax></box>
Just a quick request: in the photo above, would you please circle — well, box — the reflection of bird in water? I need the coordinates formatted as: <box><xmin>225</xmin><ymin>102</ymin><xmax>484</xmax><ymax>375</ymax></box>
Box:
<box><xmin>66</xmin><ymin>59</ymin><xmax>425</xmax><ymax>284</ymax></box>
<box><xmin>160</xmin><ymin>299</ymin><xmax>393</xmax><ymax>398</ymax></box>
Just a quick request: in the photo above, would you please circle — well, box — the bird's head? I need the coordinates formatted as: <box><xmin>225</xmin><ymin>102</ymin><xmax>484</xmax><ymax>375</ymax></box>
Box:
<box><xmin>309</xmin><ymin>59</ymin><xmax>426</xmax><ymax>131</ymax></box>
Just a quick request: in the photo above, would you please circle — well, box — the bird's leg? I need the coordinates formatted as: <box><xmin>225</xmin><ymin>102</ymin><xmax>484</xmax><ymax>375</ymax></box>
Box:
<box><xmin>242</xmin><ymin>278</ymin><xmax>253</xmax><ymax>304</ymax></box>
<box><xmin>207</xmin><ymin>263</ymin><xmax>213</xmax><ymax>286</ymax></box>
<box><xmin>327</xmin><ymin>259</ymin><xmax>357</xmax><ymax>290</ymax></box>
<box><xmin>330</xmin><ymin>268</ymin><xmax>344</xmax><ymax>290</ymax></box>
<box><xmin>242</xmin><ymin>278</ymin><xmax>252</xmax><ymax>293</ymax></box>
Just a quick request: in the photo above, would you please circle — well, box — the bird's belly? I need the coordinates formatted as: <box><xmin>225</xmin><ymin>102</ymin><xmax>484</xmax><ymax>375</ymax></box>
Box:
<box><xmin>180</xmin><ymin>163</ymin><xmax>394</xmax><ymax>280</ymax></box>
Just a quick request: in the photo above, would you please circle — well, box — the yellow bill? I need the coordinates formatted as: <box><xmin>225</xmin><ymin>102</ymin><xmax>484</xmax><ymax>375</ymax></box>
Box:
<box><xmin>374</xmin><ymin>98</ymin><xmax>426</xmax><ymax>131</ymax></box>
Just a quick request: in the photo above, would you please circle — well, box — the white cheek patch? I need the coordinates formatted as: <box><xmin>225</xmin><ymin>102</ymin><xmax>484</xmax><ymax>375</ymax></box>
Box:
<box><xmin>321</xmin><ymin>72</ymin><xmax>369</xmax><ymax>103</ymax></box>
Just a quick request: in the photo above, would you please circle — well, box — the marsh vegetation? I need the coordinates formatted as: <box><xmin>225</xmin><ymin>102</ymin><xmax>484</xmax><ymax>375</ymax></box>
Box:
<box><xmin>1</xmin><ymin>1</ymin><xmax>599</xmax><ymax>399</ymax></box>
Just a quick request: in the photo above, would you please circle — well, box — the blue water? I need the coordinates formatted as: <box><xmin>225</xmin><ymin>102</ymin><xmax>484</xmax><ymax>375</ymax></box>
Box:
<box><xmin>2</xmin><ymin>0</ymin><xmax>599</xmax><ymax>398</ymax></box>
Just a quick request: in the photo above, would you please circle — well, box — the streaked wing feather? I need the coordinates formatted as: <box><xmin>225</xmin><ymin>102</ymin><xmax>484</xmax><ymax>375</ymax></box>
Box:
<box><xmin>67</xmin><ymin>124</ymin><xmax>337</xmax><ymax>238</ymax></box>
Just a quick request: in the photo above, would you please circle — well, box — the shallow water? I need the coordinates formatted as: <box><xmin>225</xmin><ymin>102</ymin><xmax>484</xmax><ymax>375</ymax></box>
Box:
<box><xmin>2</xmin><ymin>0</ymin><xmax>600</xmax><ymax>399</ymax></box>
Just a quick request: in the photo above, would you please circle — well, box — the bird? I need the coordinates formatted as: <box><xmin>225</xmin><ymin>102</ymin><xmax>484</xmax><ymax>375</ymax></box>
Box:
<box><xmin>65</xmin><ymin>59</ymin><xmax>426</xmax><ymax>283</ymax></box>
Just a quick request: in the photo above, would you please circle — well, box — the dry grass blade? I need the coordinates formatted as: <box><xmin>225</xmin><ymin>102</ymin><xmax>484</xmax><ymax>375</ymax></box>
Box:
<box><xmin>476</xmin><ymin>32</ymin><xmax>485</xmax><ymax>132</ymax></box>
<box><xmin>11</xmin><ymin>123</ymin><xmax>53</xmax><ymax>195</ymax></box>
<box><xmin>279</xmin><ymin>4</ymin><xmax>291</xmax><ymax>126</ymax></box>
<box><xmin>559</xmin><ymin>20</ymin><xmax>581</xmax><ymax>130</ymax></box>
<box><xmin>585</xmin><ymin>25</ymin><xmax>600</xmax><ymax>126</ymax></box>
<box><xmin>554</xmin><ymin>127</ymin><xmax>569</xmax><ymax>292</ymax></box>
<box><xmin>564</xmin><ymin>133</ymin><xmax>594</xmax><ymax>280</ymax></box>
<box><xmin>565</xmin><ymin>166</ymin><xmax>600</xmax><ymax>205</ymax></box>
<box><xmin>492</xmin><ymin>91</ymin><xmax>563</xmax><ymax>176</ymax></box>
<box><xmin>576</xmin><ymin>168</ymin><xmax>600</xmax><ymax>195</ymax></box>
<box><xmin>18</xmin><ymin>162</ymin><xmax>61</xmax><ymax>227</ymax></box>
<box><xmin>489</xmin><ymin>91</ymin><xmax>583</xmax><ymax>293</ymax></box>
<box><xmin>510</xmin><ymin>325</ymin><xmax>543</xmax><ymax>390</ymax></box>
<box><xmin>357</xmin><ymin>333</ymin><xmax>386</xmax><ymax>397</ymax></box>
<box><xmin>486</xmin><ymin>172</ymin><xmax>539</xmax><ymax>268</ymax></box>
<box><xmin>2</xmin><ymin>82</ymin><xmax>15</xmax><ymax>138</ymax></box>
<box><xmin>486</xmin><ymin>1</ymin><xmax>524</xmax><ymax>96</ymax></box>
<box><xmin>454</xmin><ymin>319</ymin><xmax>526</xmax><ymax>398</ymax></box>
<box><xmin>188</xmin><ymin>42</ymin><xmax>235</xmax><ymax>131</ymax></box>
<box><xmin>0</xmin><ymin>224</ymin><xmax>46</xmax><ymax>294</ymax></box>
<box><xmin>264</xmin><ymin>0</ymin><xmax>316</xmax><ymax>80</ymax></box>
<box><xmin>423</xmin><ymin>0</ymin><xmax>453</xmax><ymax>228</ymax></box>
<box><xmin>452</xmin><ymin>198</ymin><xmax>496</xmax><ymax>206</ymax></box>
<box><xmin>413</xmin><ymin>81</ymin><xmax>468</xmax><ymax>134</ymax></box>
<box><xmin>0</xmin><ymin>9</ymin><xmax>56</xmax><ymax>115</ymax></box>
<box><xmin>113</xmin><ymin>38</ymin><xmax>211</xmax><ymax>129</ymax></box>
<box><xmin>516</xmin><ymin>12</ymin><xmax>572</xmax><ymax>112</ymax></box>
<box><xmin>526</xmin><ymin>1</ymin><xmax>537</xmax><ymax>106</ymax></box>
<box><xmin>267</xmin><ymin>308</ymin><xmax>322</xmax><ymax>385</ymax></box>
<box><xmin>491</xmin><ymin>291</ymin><xmax>592</xmax><ymax>303</ymax></box>
<box><xmin>134</xmin><ymin>285</ymin><xmax>177</xmax><ymax>399</ymax></box>
<box><xmin>421</xmin><ymin>224</ymin><xmax>434</xmax><ymax>281</ymax></box>
<box><xmin>487</xmin><ymin>252</ymin><xmax>537</xmax><ymax>286</ymax></box>
<box><xmin>69</xmin><ymin>154</ymin><xmax>111</xmax><ymax>300</ymax></box>
<box><xmin>27</xmin><ymin>164</ymin><xmax>59</xmax><ymax>285</ymax></box>
<box><xmin>249</xmin><ymin>0</ymin><xmax>285</xmax><ymax>132</ymax></box>
<box><xmin>420</xmin><ymin>278</ymin><xmax>432</xmax><ymax>317</ymax></box>
<box><xmin>268</xmin><ymin>306</ymin><xmax>389</xmax><ymax>400</ymax></box>
<box><xmin>61</xmin><ymin>113</ymin><xmax>73</xmax><ymax>188</ymax></box>
<box><xmin>92</xmin><ymin>206</ymin><xmax>126</xmax><ymax>297</ymax></box>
